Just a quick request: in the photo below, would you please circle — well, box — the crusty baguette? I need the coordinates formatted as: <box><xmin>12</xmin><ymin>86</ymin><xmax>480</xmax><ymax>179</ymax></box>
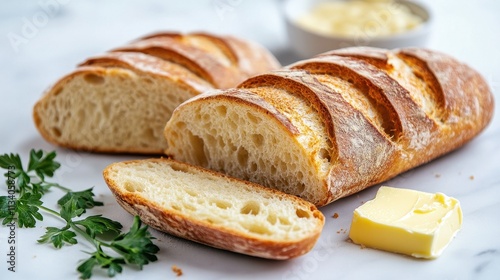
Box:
<box><xmin>33</xmin><ymin>32</ymin><xmax>280</xmax><ymax>154</ymax></box>
<box><xmin>164</xmin><ymin>47</ymin><xmax>494</xmax><ymax>206</ymax></box>
<box><xmin>103</xmin><ymin>158</ymin><xmax>325</xmax><ymax>260</ymax></box>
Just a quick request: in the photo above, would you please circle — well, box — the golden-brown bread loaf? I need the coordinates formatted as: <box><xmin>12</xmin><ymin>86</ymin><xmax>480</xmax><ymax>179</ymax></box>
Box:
<box><xmin>164</xmin><ymin>47</ymin><xmax>494</xmax><ymax>206</ymax></box>
<box><xmin>103</xmin><ymin>158</ymin><xmax>325</xmax><ymax>259</ymax></box>
<box><xmin>33</xmin><ymin>32</ymin><xmax>280</xmax><ymax>154</ymax></box>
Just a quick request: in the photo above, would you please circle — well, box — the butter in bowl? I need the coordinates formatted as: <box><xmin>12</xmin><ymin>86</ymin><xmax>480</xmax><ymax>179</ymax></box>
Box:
<box><xmin>283</xmin><ymin>0</ymin><xmax>432</xmax><ymax>58</ymax></box>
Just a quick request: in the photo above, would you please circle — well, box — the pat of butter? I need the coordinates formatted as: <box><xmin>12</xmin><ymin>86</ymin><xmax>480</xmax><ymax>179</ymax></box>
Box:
<box><xmin>349</xmin><ymin>186</ymin><xmax>462</xmax><ymax>259</ymax></box>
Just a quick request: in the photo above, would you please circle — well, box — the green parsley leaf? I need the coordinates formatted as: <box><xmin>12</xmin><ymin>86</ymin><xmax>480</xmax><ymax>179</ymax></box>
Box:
<box><xmin>60</xmin><ymin>198</ymin><xmax>85</xmax><ymax>222</ymax></box>
<box><xmin>31</xmin><ymin>181</ymin><xmax>52</xmax><ymax>195</ymax></box>
<box><xmin>110</xmin><ymin>216</ymin><xmax>159</xmax><ymax>268</ymax></box>
<box><xmin>74</xmin><ymin>215</ymin><xmax>122</xmax><ymax>238</ymax></box>
<box><xmin>0</xmin><ymin>196</ymin><xmax>15</xmax><ymax>224</ymax></box>
<box><xmin>57</xmin><ymin>188</ymin><xmax>103</xmax><ymax>212</ymax></box>
<box><xmin>27</xmin><ymin>150</ymin><xmax>60</xmax><ymax>180</ymax></box>
<box><xmin>38</xmin><ymin>226</ymin><xmax>78</xmax><ymax>248</ymax></box>
<box><xmin>0</xmin><ymin>152</ymin><xmax>30</xmax><ymax>188</ymax></box>
<box><xmin>78</xmin><ymin>250</ymin><xmax>126</xmax><ymax>279</ymax></box>
<box><xmin>77</xmin><ymin>255</ymin><xmax>98</xmax><ymax>280</ymax></box>
<box><xmin>16</xmin><ymin>192</ymin><xmax>43</xmax><ymax>228</ymax></box>
<box><xmin>104</xmin><ymin>258</ymin><xmax>125</xmax><ymax>278</ymax></box>
<box><xmin>0</xmin><ymin>152</ymin><xmax>22</xmax><ymax>170</ymax></box>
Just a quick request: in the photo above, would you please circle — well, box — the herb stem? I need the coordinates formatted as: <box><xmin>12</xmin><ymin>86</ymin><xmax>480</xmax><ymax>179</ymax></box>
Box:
<box><xmin>39</xmin><ymin>203</ymin><xmax>105</xmax><ymax>251</ymax></box>
<box><xmin>38</xmin><ymin>197</ymin><xmax>104</xmax><ymax>249</ymax></box>
<box><xmin>38</xmin><ymin>204</ymin><xmax>61</xmax><ymax>217</ymax></box>
<box><xmin>46</xmin><ymin>182</ymin><xmax>72</xmax><ymax>192</ymax></box>
<box><xmin>69</xmin><ymin>221</ymin><xmax>101</xmax><ymax>248</ymax></box>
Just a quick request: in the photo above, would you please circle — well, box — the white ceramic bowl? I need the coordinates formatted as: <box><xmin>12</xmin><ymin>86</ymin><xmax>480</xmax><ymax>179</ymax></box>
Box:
<box><xmin>284</xmin><ymin>0</ymin><xmax>432</xmax><ymax>58</ymax></box>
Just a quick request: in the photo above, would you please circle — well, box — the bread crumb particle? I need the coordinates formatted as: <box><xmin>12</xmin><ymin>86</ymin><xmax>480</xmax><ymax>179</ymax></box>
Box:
<box><xmin>435</xmin><ymin>173</ymin><xmax>441</xmax><ymax>178</ymax></box>
<box><xmin>360</xmin><ymin>244</ymin><xmax>366</xmax><ymax>249</ymax></box>
<box><xmin>332</xmin><ymin>213</ymin><xmax>339</xmax><ymax>219</ymax></box>
<box><xmin>336</xmin><ymin>228</ymin><xmax>348</xmax><ymax>234</ymax></box>
<box><xmin>470</xmin><ymin>175</ymin><xmax>474</xmax><ymax>180</ymax></box>
<box><xmin>172</xmin><ymin>265</ymin><xmax>183</xmax><ymax>277</ymax></box>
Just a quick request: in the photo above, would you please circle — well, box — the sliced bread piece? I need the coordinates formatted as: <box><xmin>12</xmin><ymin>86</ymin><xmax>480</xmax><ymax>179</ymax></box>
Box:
<box><xmin>103</xmin><ymin>158</ymin><xmax>325</xmax><ymax>260</ymax></box>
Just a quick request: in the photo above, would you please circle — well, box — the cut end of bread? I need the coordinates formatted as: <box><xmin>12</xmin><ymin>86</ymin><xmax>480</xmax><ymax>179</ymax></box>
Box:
<box><xmin>103</xmin><ymin>158</ymin><xmax>325</xmax><ymax>260</ymax></box>
<box><xmin>33</xmin><ymin>63</ymin><xmax>206</xmax><ymax>154</ymax></box>
<box><xmin>165</xmin><ymin>92</ymin><xmax>330</xmax><ymax>206</ymax></box>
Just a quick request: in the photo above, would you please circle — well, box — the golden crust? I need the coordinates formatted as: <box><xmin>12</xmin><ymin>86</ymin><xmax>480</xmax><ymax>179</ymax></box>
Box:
<box><xmin>238</xmin><ymin>70</ymin><xmax>337</xmax><ymax>148</ymax></box>
<box><xmin>127</xmin><ymin>31</ymin><xmax>281</xmax><ymax>87</ymax></box>
<box><xmin>79</xmin><ymin>51</ymin><xmax>213</xmax><ymax>94</ymax></box>
<box><xmin>220</xmin><ymin>34</ymin><xmax>281</xmax><ymax>77</ymax></box>
<box><xmin>103</xmin><ymin>158</ymin><xmax>325</xmax><ymax>260</ymax></box>
<box><xmin>186</xmin><ymin>32</ymin><xmax>239</xmax><ymax>65</ymax></box>
<box><xmin>112</xmin><ymin>36</ymin><xmax>241</xmax><ymax>89</ymax></box>
<box><xmin>319</xmin><ymin>46</ymin><xmax>390</xmax><ymax>69</ymax></box>
<box><xmin>328</xmin><ymin>47</ymin><xmax>494</xmax><ymax>159</ymax></box>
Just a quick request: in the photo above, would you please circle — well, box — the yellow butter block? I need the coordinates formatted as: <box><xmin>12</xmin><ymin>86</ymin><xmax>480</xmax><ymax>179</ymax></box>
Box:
<box><xmin>349</xmin><ymin>186</ymin><xmax>462</xmax><ymax>259</ymax></box>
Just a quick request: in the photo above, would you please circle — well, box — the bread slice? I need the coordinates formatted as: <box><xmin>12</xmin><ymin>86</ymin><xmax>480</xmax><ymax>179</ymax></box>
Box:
<box><xmin>33</xmin><ymin>32</ymin><xmax>280</xmax><ymax>154</ymax></box>
<box><xmin>103</xmin><ymin>158</ymin><xmax>325</xmax><ymax>260</ymax></box>
<box><xmin>164</xmin><ymin>47</ymin><xmax>494</xmax><ymax>206</ymax></box>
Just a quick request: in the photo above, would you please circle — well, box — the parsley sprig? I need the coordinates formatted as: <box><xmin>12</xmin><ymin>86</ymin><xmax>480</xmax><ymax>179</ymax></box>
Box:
<box><xmin>0</xmin><ymin>149</ymin><xmax>159</xmax><ymax>279</ymax></box>
<box><xmin>0</xmin><ymin>150</ymin><xmax>68</xmax><ymax>227</ymax></box>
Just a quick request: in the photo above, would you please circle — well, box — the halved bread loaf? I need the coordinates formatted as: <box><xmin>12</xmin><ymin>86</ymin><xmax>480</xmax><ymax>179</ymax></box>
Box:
<box><xmin>33</xmin><ymin>32</ymin><xmax>280</xmax><ymax>154</ymax></box>
<box><xmin>103</xmin><ymin>158</ymin><xmax>325</xmax><ymax>259</ymax></box>
<box><xmin>34</xmin><ymin>52</ymin><xmax>213</xmax><ymax>154</ymax></box>
<box><xmin>164</xmin><ymin>47</ymin><xmax>494</xmax><ymax>206</ymax></box>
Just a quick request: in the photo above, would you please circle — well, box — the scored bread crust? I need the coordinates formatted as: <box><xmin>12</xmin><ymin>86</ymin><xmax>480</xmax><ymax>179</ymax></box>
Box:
<box><xmin>238</xmin><ymin>69</ymin><xmax>398</xmax><ymax>203</ymax></box>
<box><xmin>138</xmin><ymin>31</ymin><xmax>281</xmax><ymax>79</ymax></box>
<box><xmin>112</xmin><ymin>36</ymin><xmax>242</xmax><ymax>89</ymax></box>
<box><xmin>103</xmin><ymin>158</ymin><xmax>325</xmax><ymax>260</ymax></box>
<box><xmin>164</xmin><ymin>47</ymin><xmax>494</xmax><ymax>206</ymax></box>
<box><xmin>80</xmin><ymin>51</ymin><xmax>213</xmax><ymax>93</ymax></box>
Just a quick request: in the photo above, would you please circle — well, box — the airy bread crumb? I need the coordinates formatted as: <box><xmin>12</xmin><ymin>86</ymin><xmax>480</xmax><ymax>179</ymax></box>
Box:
<box><xmin>172</xmin><ymin>265</ymin><xmax>183</xmax><ymax>277</ymax></box>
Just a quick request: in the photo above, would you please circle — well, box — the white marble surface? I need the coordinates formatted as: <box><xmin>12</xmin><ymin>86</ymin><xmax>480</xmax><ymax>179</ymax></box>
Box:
<box><xmin>0</xmin><ymin>0</ymin><xmax>499</xmax><ymax>279</ymax></box>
